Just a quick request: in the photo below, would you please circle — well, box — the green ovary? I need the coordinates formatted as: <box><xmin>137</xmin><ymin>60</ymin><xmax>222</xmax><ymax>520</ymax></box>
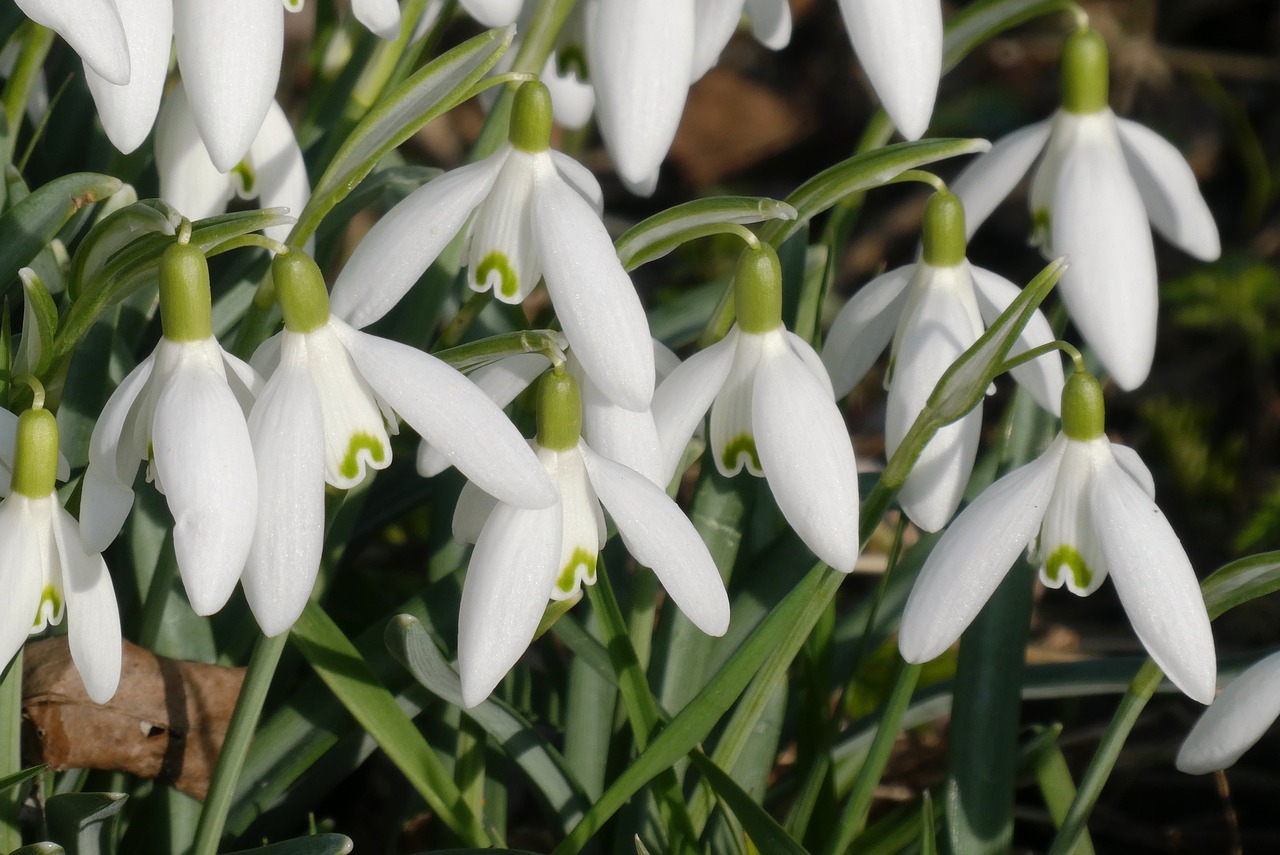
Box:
<box><xmin>33</xmin><ymin>585</ymin><xmax>63</xmax><ymax>630</ymax></box>
<box><xmin>721</xmin><ymin>435</ymin><xmax>761</xmax><ymax>473</ymax></box>
<box><xmin>556</xmin><ymin>548</ymin><xmax>597</xmax><ymax>596</ymax></box>
<box><xmin>477</xmin><ymin>251</ymin><xmax>519</xmax><ymax>299</ymax></box>
<box><xmin>1044</xmin><ymin>544</ymin><xmax>1092</xmax><ymax>591</ymax></box>
<box><xmin>339</xmin><ymin>433</ymin><xmax>386</xmax><ymax>480</ymax></box>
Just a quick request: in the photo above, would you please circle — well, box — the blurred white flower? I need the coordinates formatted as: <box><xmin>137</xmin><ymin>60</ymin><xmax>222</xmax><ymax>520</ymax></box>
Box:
<box><xmin>836</xmin><ymin>0</ymin><xmax>942</xmax><ymax>140</ymax></box>
<box><xmin>899</xmin><ymin>371</ymin><xmax>1217</xmax><ymax>704</ymax></box>
<box><xmin>1177</xmin><ymin>650</ymin><xmax>1280</xmax><ymax>774</ymax></box>
<box><xmin>951</xmin><ymin>27</ymin><xmax>1219</xmax><ymax>391</ymax></box>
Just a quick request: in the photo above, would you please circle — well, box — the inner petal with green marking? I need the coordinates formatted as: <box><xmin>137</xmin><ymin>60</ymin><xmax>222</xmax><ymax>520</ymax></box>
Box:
<box><xmin>721</xmin><ymin>434</ymin><xmax>761</xmax><ymax>476</ymax></box>
<box><xmin>1043</xmin><ymin>544</ymin><xmax>1092</xmax><ymax>592</ymax></box>
<box><xmin>554</xmin><ymin>547</ymin><xmax>597</xmax><ymax>599</ymax></box>
<box><xmin>476</xmin><ymin>251</ymin><xmax>520</xmax><ymax>300</ymax></box>
<box><xmin>340</xmin><ymin>432</ymin><xmax>387</xmax><ymax>481</ymax></box>
<box><xmin>33</xmin><ymin>583</ymin><xmax>64</xmax><ymax>632</ymax></box>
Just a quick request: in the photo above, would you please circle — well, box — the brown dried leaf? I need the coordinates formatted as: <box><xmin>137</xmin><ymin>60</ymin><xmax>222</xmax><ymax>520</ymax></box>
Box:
<box><xmin>22</xmin><ymin>637</ymin><xmax>244</xmax><ymax>800</ymax></box>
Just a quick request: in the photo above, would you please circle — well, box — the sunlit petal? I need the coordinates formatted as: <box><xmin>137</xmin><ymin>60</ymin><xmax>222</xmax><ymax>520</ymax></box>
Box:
<box><xmin>652</xmin><ymin>332</ymin><xmax>736</xmax><ymax>483</ymax></box>
<box><xmin>822</xmin><ymin>265</ymin><xmax>912</xmax><ymax>398</ymax></box>
<box><xmin>16</xmin><ymin>0</ymin><xmax>130</xmax><ymax>85</ymax></box>
<box><xmin>84</xmin><ymin>0</ymin><xmax>171</xmax><ymax>153</ymax></box>
<box><xmin>1177</xmin><ymin>650</ymin><xmax>1280</xmax><ymax>774</ymax></box>
<box><xmin>251</xmin><ymin>100</ymin><xmax>312</xmax><ymax>248</ymax></box>
<box><xmin>0</xmin><ymin>499</ymin><xmax>45</xmax><ymax>671</ymax></box>
<box><xmin>950</xmin><ymin>120</ymin><xmax>1052</xmax><ymax>236</ymax></box>
<box><xmin>352</xmin><ymin>0</ymin><xmax>402</xmax><ymax>39</ymax></box>
<box><xmin>837</xmin><ymin>0</ymin><xmax>941</xmax><ymax>140</ymax></box>
<box><xmin>52</xmin><ymin>504</ymin><xmax>121</xmax><ymax>704</ymax></box>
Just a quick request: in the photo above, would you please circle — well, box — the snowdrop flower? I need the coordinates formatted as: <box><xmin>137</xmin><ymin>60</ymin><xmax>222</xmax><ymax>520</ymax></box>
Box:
<box><xmin>590</xmin><ymin>0</ymin><xmax>791</xmax><ymax>195</ymax></box>
<box><xmin>899</xmin><ymin>370</ymin><xmax>1217</xmax><ymax>703</ymax></box>
<box><xmin>652</xmin><ymin>245</ymin><xmax>861</xmax><ymax>571</ymax></box>
<box><xmin>951</xmin><ymin>27</ymin><xmax>1220</xmax><ymax>391</ymax></box>
<box><xmin>0</xmin><ymin>406</ymin><xmax>121</xmax><ymax>704</ymax></box>
<box><xmin>82</xmin><ymin>239</ymin><xmax>259</xmax><ymax>617</ymax></box>
<box><xmin>155</xmin><ymin>83</ymin><xmax>311</xmax><ymax>249</ymax></box>
<box><xmin>13</xmin><ymin>0</ymin><xmax>130</xmax><ymax>89</ymax></box>
<box><xmin>454</xmin><ymin>369</ymin><xmax>730</xmax><ymax>706</ymax></box>
<box><xmin>1177</xmin><ymin>650</ymin><xmax>1280</xmax><ymax>774</ymax></box>
<box><xmin>822</xmin><ymin>190</ymin><xmax>1063</xmax><ymax>532</ymax></box>
<box><xmin>331</xmin><ymin>80</ymin><xmax>655</xmax><ymax>414</ymax></box>
<box><xmin>836</xmin><ymin>0</ymin><xmax>942</xmax><ymax>141</ymax></box>
<box><xmin>243</xmin><ymin>251</ymin><xmax>556</xmax><ymax>636</ymax></box>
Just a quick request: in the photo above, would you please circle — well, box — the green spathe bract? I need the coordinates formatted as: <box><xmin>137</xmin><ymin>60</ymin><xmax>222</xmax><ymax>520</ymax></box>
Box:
<box><xmin>536</xmin><ymin>369</ymin><xmax>582</xmax><ymax>451</ymax></box>
<box><xmin>10</xmin><ymin>407</ymin><xmax>58</xmax><ymax>498</ymax></box>
<box><xmin>734</xmin><ymin>244</ymin><xmax>783</xmax><ymax>334</ymax></box>
<box><xmin>158</xmin><ymin>241</ymin><xmax>214</xmax><ymax>343</ymax></box>
<box><xmin>922</xmin><ymin>190</ymin><xmax>967</xmax><ymax>267</ymax></box>
<box><xmin>274</xmin><ymin>250</ymin><xmax>332</xmax><ymax>334</ymax></box>
<box><xmin>1060</xmin><ymin>371</ymin><xmax>1105</xmax><ymax>440</ymax></box>
<box><xmin>1060</xmin><ymin>27</ymin><xmax>1109</xmax><ymax>115</ymax></box>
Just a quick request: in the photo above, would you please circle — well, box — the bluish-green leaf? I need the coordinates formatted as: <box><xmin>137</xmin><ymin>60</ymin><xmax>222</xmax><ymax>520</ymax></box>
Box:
<box><xmin>689</xmin><ymin>751</ymin><xmax>809</xmax><ymax>855</ymax></box>
<box><xmin>44</xmin><ymin>792</ymin><xmax>126</xmax><ymax>855</ymax></box>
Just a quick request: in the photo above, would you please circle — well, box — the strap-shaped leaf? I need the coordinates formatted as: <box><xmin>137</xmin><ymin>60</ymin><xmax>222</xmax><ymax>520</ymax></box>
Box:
<box><xmin>44</xmin><ymin>792</ymin><xmax>126</xmax><ymax>855</ymax></box>
<box><xmin>615</xmin><ymin>197</ymin><xmax>798</xmax><ymax>271</ymax></box>
<box><xmin>688</xmin><ymin>751</ymin><xmax>810</xmax><ymax>855</ymax></box>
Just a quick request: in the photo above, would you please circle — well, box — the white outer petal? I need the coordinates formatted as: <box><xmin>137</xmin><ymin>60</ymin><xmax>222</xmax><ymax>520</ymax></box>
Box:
<box><xmin>1115</xmin><ymin>117</ymin><xmax>1220</xmax><ymax>262</ymax></box>
<box><xmin>744</xmin><ymin>0</ymin><xmax>791</xmax><ymax>49</ymax></box>
<box><xmin>330</xmin><ymin>152</ymin><xmax>506</xmax><ymax>328</ymax></box>
<box><xmin>52</xmin><ymin>504</ymin><xmax>122</xmax><ymax>704</ymax></box>
<box><xmin>970</xmin><ymin>264</ymin><xmax>1064</xmax><ymax>415</ymax></box>
<box><xmin>1109</xmin><ymin>442</ymin><xmax>1155</xmax><ymax>499</ymax></box>
<box><xmin>551</xmin><ymin>150</ymin><xmax>604</xmax><ymax>214</ymax></box>
<box><xmin>950</xmin><ymin>120</ymin><xmax>1052</xmax><ymax>236</ymax></box>
<box><xmin>173</xmin><ymin>0</ymin><xmax>284</xmax><ymax>172</ymax></box>
<box><xmin>837</xmin><ymin>0</ymin><xmax>941</xmax><ymax>140</ymax></box>
<box><xmin>155</xmin><ymin>83</ymin><xmax>235</xmax><ymax>224</ymax></box>
<box><xmin>336</xmin><ymin>322</ymin><xmax>557</xmax><ymax>509</ymax></box>
<box><xmin>691</xmin><ymin>0</ymin><xmax>746</xmax><ymax>81</ymax></box>
<box><xmin>591</xmin><ymin>0</ymin><xmax>694</xmax><ymax>194</ymax></box>
<box><xmin>1051</xmin><ymin>125</ymin><xmax>1158</xmax><ymax>391</ymax></box>
<box><xmin>582</xmin><ymin>444</ymin><xmax>729</xmax><ymax>635</ymax></box>
<box><xmin>754</xmin><ymin>335</ymin><xmax>861</xmax><ymax>571</ymax></box>
<box><xmin>458</xmin><ymin>500</ymin><xmax>562</xmax><ymax>707</ymax></box>
<box><xmin>0</xmin><ymin>498</ymin><xmax>45</xmax><ymax>674</ymax></box>
<box><xmin>822</xmin><ymin>265</ymin><xmax>912</xmax><ymax>399</ymax></box>
<box><xmin>458</xmin><ymin>0</ymin><xmax>521</xmax><ymax>26</ymax></box>
<box><xmin>250</xmin><ymin>100</ymin><xmax>312</xmax><ymax>248</ymax></box>
<box><xmin>16</xmin><ymin>0</ymin><xmax>130</xmax><ymax>85</ymax></box>
<box><xmin>651</xmin><ymin>333</ymin><xmax>737</xmax><ymax>483</ymax></box>
<box><xmin>1092</xmin><ymin>452</ymin><xmax>1216</xmax><ymax>704</ymax></box>
<box><xmin>244</xmin><ymin>335</ymin><xmax>326</xmax><ymax>637</ymax></box>
<box><xmin>898</xmin><ymin>437</ymin><xmax>1066</xmax><ymax>663</ymax></box>
<box><xmin>452</xmin><ymin>478</ymin><xmax>501</xmax><ymax>545</ymax></box>
<box><xmin>352</xmin><ymin>0</ymin><xmax>403</xmax><ymax>39</ymax></box>
<box><xmin>532</xmin><ymin>161</ymin><xmax>654</xmax><ymax>412</ymax></box>
<box><xmin>1177</xmin><ymin>650</ymin><xmax>1280</xmax><ymax>774</ymax></box>
<box><xmin>151</xmin><ymin>351</ymin><xmax>258</xmax><ymax>616</ymax></box>
<box><xmin>84</xmin><ymin>0</ymin><xmax>172</xmax><ymax>154</ymax></box>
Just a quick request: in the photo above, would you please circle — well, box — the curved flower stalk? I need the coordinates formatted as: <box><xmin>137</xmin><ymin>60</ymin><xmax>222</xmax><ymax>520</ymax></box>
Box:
<box><xmin>836</xmin><ymin>0</ymin><xmax>942</xmax><ymax>141</ymax></box>
<box><xmin>652</xmin><ymin>244</ymin><xmax>861</xmax><ymax>572</ymax></box>
<box><xmin>822</xmin><ymin>190</ymin><xmax>1063</xmax><ymax>532</ymax></box>
<box><xmin>454</xmin><ymin>369</ymin><xmax>730</xmax><ymax>706</ymax></box>
<box><xmin>951</xmin><ymin>27</ymin><xmax>1220</xmax><ymax>391</ymax></box>
<box><xmin>1177</xmin><ymin>650</ymin><xmax>1280</xmax><ymax>774</ymax></box>
<box><xmin>155</xmin><ymin>82</ymin><xmax>311</xmax><ymax>249</ymax></box>
<box><xmin>0</xmin><ymin>406</ymin><xmax>121</xmax><ymax>704</ymax></box>
<box><xmin>244</xmin><ymin>251</ymin><xmax>556</xmax><ymax>636</ymax></box>
<box><xmin>590</xmin><ymin>0</ymin><xmax>791</xmax><ymax>195</ymax></box>
<box><xmin>81</xmin><ymin>239</ymin><xmax>260</xmax><ymax>617</ymax></box>
<box><xmin>331</xmin><ymin>80</ymin><xmax>655</xmax><ymax>414</ymax></box>
<box><xmin>898</xmin><ymin>370</ymin><xmax>1217</xmax><ymax>703</ymax></box>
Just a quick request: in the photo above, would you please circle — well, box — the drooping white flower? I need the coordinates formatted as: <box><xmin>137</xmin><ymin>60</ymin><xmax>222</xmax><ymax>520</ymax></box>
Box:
<box><xmin>454</xmin><ymin>369</ymin><xmax>729</xmax><ymax>706</ymax></box>
<box><xmin>822</xmin><ymin>190</ymin><xmax>1063</xmax><ymax>532</ymax></box>
<box><xmin>836</xmin><ymin>0</ymin><xmax>942</xmax><ymax>141</ymax></box>
<box><xmin>81</xmin><ymin>240</ymin><xmax>260</xmax><ymax>617</ymax></box>
<box><xmin>331</xmin><ymin>80</ymin><xmax>655</xmax><ymax>414</ymax></box>
<box><xmin>898</xmin><ymin>371</ymin><xmax>1217</xmax><ymax>704</ymax></box>
<box><xmin>0</xmin><ymin>407</ymin><xmax>121</xmax><ymax>704</ymax></box>
<box><xmin>1177</xmin><ymin>650</ymin><xmax>1280</xmax><ymax>774</ymax></box>
<box><xmin>13</xmin><ymin>0</ymin><xmax>131</xmax><ymax>88</ymax></box>
<box><xmin>155</xmin><ymin>82</ymin><xmax>311</xmax><ymax>248</ymax></box>
<box><xmin>951</xmin><ymin>27</ymin><xmax>1220</xmax><ymax>391</ymax></box>
<box><xmin>590</xmin><ymin>0</ymin><xmax>791</xmax><ymax>195</ymax></box>
<box><xmin>653</xmin><ymin>245</ymin><xmax>861</xmax><ymax>571</ymax></box>
<box><xmin>243</xmin><ymin>251</ymin><xmax>557</xmax><ymax>636</ymax></box>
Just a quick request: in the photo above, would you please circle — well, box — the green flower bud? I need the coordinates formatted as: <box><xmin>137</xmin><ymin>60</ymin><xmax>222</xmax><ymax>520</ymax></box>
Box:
<box><xmin>11</xmin><ymin>407</ymin><xmax>58</xmax><ymax>498</ymax></box>
<box><xmin>922</xmin><ymin>190</ymin><xmax>967</xmax><ymax>267</ymax></box>
<box><xmin>510</xmin><ymin>80</ymin><xmax>553</xmax><ymax>154</ymax></box>
<box><xmin>1061</xmin><ymin>28</ymin><xmax>1110</xmax><ymax>115</ymax></box>
<box><xmin>1061</xmin><ymin>370</ymin><xmax>1105</xmax><ymax>441</ymax></box>
<box><xmin>159</xmin><ymin>242</ymin><xmax>213</xmax><ymax>342</ymax></box>
<box><xmin>273</xmin><ymin>250</ymin><xmax>332</xmax><ymax>334</ymax></box>
<box><xmin>734</xmin><ymin>244</ymin><xmax>783</xmax><ymax>335</ymax></box>
<box><xmin>536</xmin><ymin>369</ymin><xmax>582</xmax><ymax>451</ymax></box>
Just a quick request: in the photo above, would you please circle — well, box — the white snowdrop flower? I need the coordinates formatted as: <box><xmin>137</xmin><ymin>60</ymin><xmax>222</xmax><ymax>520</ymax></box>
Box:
<box><xmin>82</xmin><ymin>240</ymin><xmax>260</xmax><ymax>618</ymax></box>
<box><xmin>454</xmin><ymin>369</ymin><xmax>729</xmax><ymax>706</ymax></box>
<box><xmin>0</xmin><ymin>407</ymin><xmax>122</xmax><ymax>704</ymax></box>
<box><xmin>951</xmin><ymin>27</ymin><xmax>1220</xmax><ymax>391</ymax></box>
<box><xmin>243</xmin><ymin>251</ymin><xmax>556</xmax><ymax>636</ymax></box>
<box><xmin>155</xmin><ymin>82</ymin><xmax>311</xmax><ymax>249</ymax></box>
<box><xmin>590</xmin><ymin>0</ymin><xmax>791</xmax><ymax>195</ymax></box>
<box><xmin>331</xmin><ymin>80</ymin><xmax>655</xmax><ymax>414</ymax></box>
<box><xmin>899</xmin><ymin>371</ymin><xmax>1217</xmax><ymax>704</ymax></box>
<box><xmin>652</xmin><ymin>245</ymin><xmax>861</xmax><ymax>571</ymax></box>
<box><xmin>1177</xmin><ymin>650</ymin><xmax>1280</xmax><ymax>774</ymax></box>
<box><xmin>822</xmin><ymin>190</ymin><xmax>1063</xmax><ymax>532</ymax></box>
<box><xmin>836</xmin><ymin>0</ymin><xmax>942</xmax><ymax>141</ymax></box>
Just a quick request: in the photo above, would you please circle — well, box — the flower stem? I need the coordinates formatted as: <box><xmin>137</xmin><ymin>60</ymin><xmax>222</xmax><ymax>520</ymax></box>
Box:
<box><xmin>190</xmin><ymin>631</ymin><xmax>289</xmax><ymax>855</ymax></box>
<box><xmin>998</xmin><ymin>339</ymin><xmax>1084</xmax><ymax>375</ymax></box>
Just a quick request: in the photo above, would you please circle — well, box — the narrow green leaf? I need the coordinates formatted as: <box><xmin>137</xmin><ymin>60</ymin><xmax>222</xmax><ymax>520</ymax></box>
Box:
<box><xmin>226</xmin><ymin>834</ymin><xmax>354</xmax><ymax>854</ymax></box>
<box><xmin>290</xmin><ymin>602</ymin><xmax>490</xmax><ymax>846</ymax></box>
<box><xmin>66</xmin><ymin>201</ymin><xmax>174</xmax><ymax>300</ymax></box>
<box><xmin>0</xmin><ymin>764</ymin><xmax>43</xmax><ymax>793</ymax></box>
<box><xmin>920</xmin><ymin>792</ymin><xmax>937</xmax><ymax>855</ymax></box>
<box><xmin>296</xmin><ymin>26</ymin><xmax>513</xmax><ymax>246</ymax></box>
<box><xmin>615</xmin><ymin>197</ymin><xmax>798</xmax><ymax>270</ymax></box>
<box><xmin>385</xmin><ymin>614</ymin><xmax>593</xmax><ymax>833</ymax></box>
<box><xmin>760</xmin><ymin>139</ymin><xmax>991</xmax><ymax>246</ymax></box>
<box><xmin>689</xmin><ymin>751</ymin><xmax>810</xmax><ymax>855</ymax></box>
<box><xmin>44</xmin><ymin>792</ymin><xmax>127</xmax><ymax>855</ymax></box>
<box><xmin>12</xmin><ymin>844</ymin><xmax>65</xmax><ymax>855</ymax></box>
<box><xmin>0</xmin><ymin>172</ymin><xmax>119</xmax><ymax>297</ymax></box>
<box><xmin>1029</xmin><ymin>726</ymin><xmax>1096</xmax><ymax>855</ymax></box>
